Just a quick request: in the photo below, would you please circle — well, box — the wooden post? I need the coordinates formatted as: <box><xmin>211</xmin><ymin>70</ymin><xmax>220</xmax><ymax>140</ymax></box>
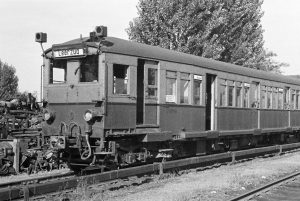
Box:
<box><xmin>278</xmin><ymin>145</ymin><xmax>283</xmax><ymax>155</ymax></box>
<box><xmin>12</xmin><ymin>139</ymin><xmax>20</xmax><ymax>173</ymax></box>
<box><xmin>159</xmin><ymin>162</ymin><xmax>164</xmax><ymax>175</ymax></box>
<box><xmin>23</xmin><ymin>186</ymin><xmax>29</xmax><ymax>201</ymax></box>
<box><xmin>231</xmin><ymin>152</ymin><xmax>236</xmax><ymax>164</ymax></box>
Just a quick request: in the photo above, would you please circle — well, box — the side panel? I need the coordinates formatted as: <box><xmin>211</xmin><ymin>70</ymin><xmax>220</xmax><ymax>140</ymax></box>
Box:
<box><xmin>260</xmin><ymin>110</ymin><xmax>289</xmax><ymax>128</ymax></box>
<box><xmin>217</xmin><ymin>108</ymin><xmax>258</xmax><ymax>130</ymax></box>
<box><xmin>144</xmin><ymin>104</ymin><xmax>158</xmax><ymax>125</ymax></box>
<box><xmin>160</xmin><ymin>105</ymin><xmax>205</xmax><ymax>133</ymax></box>
<box><xmin>105</xmin><ymin>103</ymin><xmax>136</xmax><ymax>129</ymax></box>
<box><xmin>290</xmin><ymin>111</ymin><xmax>300</xmax><ymax>127</ymax></box>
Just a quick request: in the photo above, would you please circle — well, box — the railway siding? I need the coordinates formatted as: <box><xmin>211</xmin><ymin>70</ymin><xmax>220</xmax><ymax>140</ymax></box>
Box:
<box><xmin>95</xmin><ymin>147</ymin><xmax>300</xmax><ymax>201</ymax></box>
<box><xmin>1</xmin><ymin>143</ymin><xmax>300</xmax><ymax>200</ymax></box>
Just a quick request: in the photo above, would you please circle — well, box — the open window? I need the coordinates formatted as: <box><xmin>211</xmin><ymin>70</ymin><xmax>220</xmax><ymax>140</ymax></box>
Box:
<box><xmin>113</xmin><ymin>64</ymin><xmax>129</xmax><ymax>95</ymax></box>
<box><xmin>272</xmin><ymin>88</ymin><xmax>278</xmax><ymax>109</ymax></box>
<box><xmin>283</xmin><ymin>87</ymin><xmax>290</xmax><ymax>109</ymax></box>
<box><xmin>244</xmin><ymin>83</ymin><xmax>250</xmax><ymax>108</ymax></box>
<box><xmin>193</xmin><ymin>75</ymin><xmax>202</xmax><ymax>105</ymax></box>
<box><xmin>236</xmin><ymin>82</ymin><xmax>242</xmax><ymax>107</ymax></box>
<box><xmin>278</xmin><ymin>88</ymin><xmax>283</xmax><ymax>109</ymax></box>
<box><xmin>49</xmin><ymin>59</ymin><xmax>67</xmax><ymax>84</ymax></box>
<box><xmin>219</xmin><ymin>79</ymin><xmax>226</xmax><ymax>106</ymax></box>
<box><xmin>180</xmin><ymin>73</ymin><xmax>190</xmax><ymax>104</ymax></box>
<box><xmin>80</xmin><ymin>55</ymin><xmax>98</xmax><ymax>82</ymax></box>
<box><xmin>228</xmin><ymin>80</ymin><xmax>234</xmax><ymax>107</ymax></box>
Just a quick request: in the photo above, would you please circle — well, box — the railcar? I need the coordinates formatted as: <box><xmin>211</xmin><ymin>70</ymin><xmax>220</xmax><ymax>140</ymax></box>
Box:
<box><xmin>36</xmin><ymin>26</ymin><xmax>300</xmax><ymax>171</ymax></box>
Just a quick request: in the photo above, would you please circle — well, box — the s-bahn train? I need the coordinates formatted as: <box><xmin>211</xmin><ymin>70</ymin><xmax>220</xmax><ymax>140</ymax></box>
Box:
<box><xmin>36</xmin><ymin>26</ymin><xmax>300</xmax><ymax>171</ymax></box>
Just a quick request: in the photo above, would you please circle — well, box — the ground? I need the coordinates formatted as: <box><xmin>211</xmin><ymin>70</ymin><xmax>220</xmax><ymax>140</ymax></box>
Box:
<box><xmin>75</xmin><ymin>150</ymin><xmax>300</xmax><ymax>201</ymax></box>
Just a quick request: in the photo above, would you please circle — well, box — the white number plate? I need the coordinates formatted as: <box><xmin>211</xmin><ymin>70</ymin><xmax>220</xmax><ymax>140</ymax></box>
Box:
<box><xmin>53</xmin><ymin>48</ymin><xmax>84</xmax><ymax>58</ymax></box>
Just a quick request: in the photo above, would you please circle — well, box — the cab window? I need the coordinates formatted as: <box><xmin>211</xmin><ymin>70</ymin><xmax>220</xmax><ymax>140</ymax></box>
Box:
<box><xmin>80</xmin><ymin>55</ymin><xmax>98</xmax><ymax>82</ymax></box>
<box><xmin>50</xmin><ymin>60</ymin><xmax>67</xmax><ymax>84</ymax></box>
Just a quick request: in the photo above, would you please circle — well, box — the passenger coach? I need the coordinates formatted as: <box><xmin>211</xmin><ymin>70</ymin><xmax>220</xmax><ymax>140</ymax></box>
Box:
<box><xmin>36</xmin><ymin>26</ymin><xmax>300</xmax><ymax>170</ymax></box>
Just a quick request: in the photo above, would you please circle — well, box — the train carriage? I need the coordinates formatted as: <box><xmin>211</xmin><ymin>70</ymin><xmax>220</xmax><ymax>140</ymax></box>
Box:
<box><xmin>37</xmin><ymin>26</ymin><xmax>300</xmax><ymax>171</ymax></box>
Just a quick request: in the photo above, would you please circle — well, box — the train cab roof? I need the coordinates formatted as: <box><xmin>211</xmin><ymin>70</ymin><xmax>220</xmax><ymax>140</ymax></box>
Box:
<box><xmin>46</xmin><ymin>36</ymin><xmax>300</xmax><ymax>86</ymax></box>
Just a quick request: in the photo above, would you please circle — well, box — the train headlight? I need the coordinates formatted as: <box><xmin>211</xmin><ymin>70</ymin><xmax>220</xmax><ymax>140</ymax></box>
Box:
<box><xmin>83</xmin><ymin>109</ymin><xmax>103</xmax><ymax>124</ymax></box>
<box><xmin>84</xmin><ymin>110</ymin><xmax>93</xmax><ymax>122</ymax></box>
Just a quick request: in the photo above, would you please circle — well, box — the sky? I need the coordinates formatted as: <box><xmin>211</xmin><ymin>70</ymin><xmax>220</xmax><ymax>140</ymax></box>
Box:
<box><xmin>0</xmin><ymin>0</ymin><xmax>300</xmax><ymax>99</ymax></box>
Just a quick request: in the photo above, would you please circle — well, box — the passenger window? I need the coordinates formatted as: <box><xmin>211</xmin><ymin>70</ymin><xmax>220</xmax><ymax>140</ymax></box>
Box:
<box><xmin>272</xmin><ymin>88</ymin><xmax>278</xmax><ymax>109</ymax></box>
<box><xmin>193</xmin><ymin>75</ymin><xmax>202</xmax><ymax>105</ymax></box>
<box><xmin>50</xmin><ymin>60</ymin><xmax>67</xmax><ymax>84</ymax></box>
<box><xmin>236</xmin><ymin>82</ymin><xmax>242</xmax><ymax>107</ymax></box>
<box><xmin>297</xmin><ymin>90</ymin><xmax>300</xmax><ymax>109</ymax></box>
<box><xmin>278</xmin><ymin>88</ymin><xmax>283</xmax><ymax>109</ymax></box>
<box><xmin>113</xmin><ymin>64</ymin><xmax>129</xmax><ymax>95</ymax></box>
<box><xmin>261</xmin><ymin>86</ymin><xmax>266</xmax><ymax>109</ymax></box>
<box><xmin>291</xmin><ymin>90</ymin><xmax>296</xmax><ymax>109</ymax></box>
<box><xmin>228</xmin><ymin>81</ymin><xmax>234</xmax><ymax>107</ymax></box>
<box><xmin>80</xmin><ymin>55</ymin><xmax>98</xmax><ymax>82</ymax></box>
<box><xmin>252</xmin><ymin>82</ymin><xmax>260</xmax><ymax>108</ymax></box>
<box><xmin>166</xmin><ymin>71</ymin><xmax>177</xmax><ymax>103</ymax></box>
<box><xmin>219</xmin><ymin>79</ymin><xmax>226</xmax><ymax>106</ymax></box>
<box><xmin>283</xmin><ymin>87</ymin><xmax>290</xmax><ymax>109</ymax></box>
<box><xmin>180</xmin><ymin>73</ymin><xmax>190</xmax><ymax>104</ymax></box>
<box><xmin>147</xmin><ymin>68</ymin><xmax>158</xmax><ymax>97</ymax></box>
<box><xmin>244</xmin><ymin>83</ymin><xmax>250</xmax><ymax>108</ymax></box>
<box><xmin>267</xmin><ymin>87</ymin><xmax>271</xmax><ymax>109</ymax></box>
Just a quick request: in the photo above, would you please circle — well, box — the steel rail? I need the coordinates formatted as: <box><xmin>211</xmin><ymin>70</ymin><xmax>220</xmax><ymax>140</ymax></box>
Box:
<box><xmin>1</xmin><ymin>142</ymin><xmax>300</xmax><ymax>201</ymax></box>
<box><xmin>0</xmin><ymin>171</ymin><xmax>75</xmax><ymax>189</ymax></box>
<box><xmin>228</xmin><ymin>171</ymin><xmax>300</xmax><ymax>201</ymax></box>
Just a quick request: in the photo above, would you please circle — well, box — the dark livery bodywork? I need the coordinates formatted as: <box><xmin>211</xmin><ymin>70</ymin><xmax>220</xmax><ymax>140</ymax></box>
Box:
<box><xmin>40</xmin><ymin>33</ymin><xmax>300</xmax><ymax>169</ymax></box>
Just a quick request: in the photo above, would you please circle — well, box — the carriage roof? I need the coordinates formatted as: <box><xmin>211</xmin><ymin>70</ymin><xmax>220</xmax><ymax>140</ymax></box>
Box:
<box><xmin>47</xmin><ymin>36</ymin><xmax>300</xmax><ymax>86</ymax></box>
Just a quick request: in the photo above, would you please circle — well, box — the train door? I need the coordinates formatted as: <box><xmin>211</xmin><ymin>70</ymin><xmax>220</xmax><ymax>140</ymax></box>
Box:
<box><xmin>136</xmin><ymin>59</ymin><xmax>145</xmax><ymax>125</ymax></box>
<box><xmin>136</xmin><ymin>59</ymin><xmax>158</xmax><ymax>125</ymax></box>
<box><xmin>206</xmin><ymin>74</ymin><xmax>216</xmax><ymax>130</ymax></box>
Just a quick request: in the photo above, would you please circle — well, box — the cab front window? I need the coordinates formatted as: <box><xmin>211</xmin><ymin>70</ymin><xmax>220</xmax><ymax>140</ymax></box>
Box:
<box><xmin>49</xmin><ymin>60</ymin><xmax>67</xmax><ymax>84</ymax></box>
<box><xmin>80</xmin><ymin>55</ymin><xmax>98</xmax><ymax>82</ymax></box>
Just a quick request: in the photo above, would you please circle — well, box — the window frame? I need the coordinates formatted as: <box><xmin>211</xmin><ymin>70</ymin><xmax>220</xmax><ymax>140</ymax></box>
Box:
<box><xmin>180</xmin><ymin>72</ymin><xmax>191</xmax><ymax>104</ymax></box>
<box><xmin>112</xmin><ymin>64</ymin><xmax>130</xmax><ymax>95</ymax></box>
<box><xmin>49</xmin><ymin>59</ymin><xmax>67</xmax><ymax>84</ymax></box>
<box><xmin>165</xmin><ymin>70</ymin><xmax>177</xmax><ymax>103</ymax></box>
<box><xmin>193</xmin><ymin>74</ymin><xmax>203</xmax><ymax>105</ymax></box>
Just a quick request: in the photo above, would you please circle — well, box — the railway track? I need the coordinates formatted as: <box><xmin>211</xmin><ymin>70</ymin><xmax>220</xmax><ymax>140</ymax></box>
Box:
<box><xmin>0</xmin><ymin>171</ymin><xmax>74</xmax><ymax>189</ymax></box>
<box><xmin>1</xmin><ymin>142</ymin><xmax>300</xmax><ymax>201</ymax></box>
<box><xmin>229</xmin><ymin>170</ymin><xmax>300</xmax><ymax>201</ymax></box>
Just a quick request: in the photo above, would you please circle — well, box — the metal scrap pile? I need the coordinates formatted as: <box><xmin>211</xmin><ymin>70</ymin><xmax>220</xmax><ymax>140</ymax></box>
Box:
<box><xmin>20</xmin><ymin>148</ymin><xmax>59</xmax><ymax>174</ymax></box>
<box><xmin>0</xmin><ymin>141</ymin><xmax>16</xmax><ymax>176</ymax></box>
<box><xmin>0</xmin><ymin>93</ymin><xmax>43</xmax><ymax>137</ymax></box>
<box><xmin>0</xmin><ymin>94</ymin><xmax>49</xmax><ymax>175</ymax></box>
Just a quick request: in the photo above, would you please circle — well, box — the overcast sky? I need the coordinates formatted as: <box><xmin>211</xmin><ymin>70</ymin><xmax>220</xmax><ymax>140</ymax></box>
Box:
<box><xmin>0</xmin><ymin>0</ymin><xmax>300</xmax><ymax>98</ymax></box>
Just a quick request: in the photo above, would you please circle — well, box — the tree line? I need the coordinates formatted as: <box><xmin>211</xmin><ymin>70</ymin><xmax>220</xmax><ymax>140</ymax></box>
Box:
<box><xmin>0</xmin><ymin>59</ymin><xmax>19</xmax><ymax>100</ymax></box>
<box><xmin>127</xmin><ymin>0</ymin><xmax>288</xmax><ymax>72</ymax></box>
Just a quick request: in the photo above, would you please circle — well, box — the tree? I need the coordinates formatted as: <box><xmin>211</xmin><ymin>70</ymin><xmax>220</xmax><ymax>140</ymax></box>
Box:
<box><xmin>127</xmin><ymin>0</ymin><xmax>287</xmax><ymax>72</ymax></box>
<box><xmin>0</xmin><ymin>59</ymin><xmax>19</xmax><ymax>100</ymax></box>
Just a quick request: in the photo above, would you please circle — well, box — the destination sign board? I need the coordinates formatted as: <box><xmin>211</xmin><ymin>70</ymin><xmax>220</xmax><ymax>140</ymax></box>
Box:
<box><xmin>53</xmin><ymin>48</ymin><xmax>85</xmax><ymax>58</ymax></box>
